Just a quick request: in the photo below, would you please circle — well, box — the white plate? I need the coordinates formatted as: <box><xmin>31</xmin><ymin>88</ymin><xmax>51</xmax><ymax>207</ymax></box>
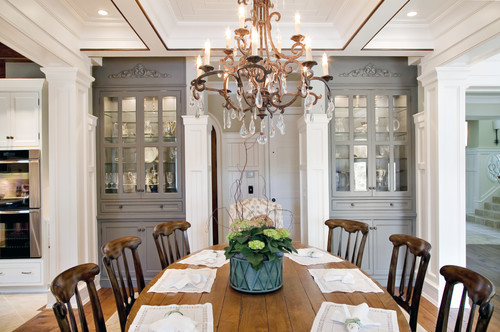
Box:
<box><xmin>145</xmin><ymin>147</ymin><xmax>158</xmax><ymax>163</ymax></box>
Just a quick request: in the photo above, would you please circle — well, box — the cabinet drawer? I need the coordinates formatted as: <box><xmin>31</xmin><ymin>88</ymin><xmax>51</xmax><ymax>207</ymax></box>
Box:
<box><xmin>332</xmin><ymin>200</ymin><xmax>412</xmax><ymax>211</ymax></box>
<box><xmin>101</xmin><ymin>201</ymin><xmax>183</xmax><ymax>214</ymax></box>
<box><xmin>0</xmin><ymin>261</ymin><xmax>42</xmax><ymax>286</ymax></box>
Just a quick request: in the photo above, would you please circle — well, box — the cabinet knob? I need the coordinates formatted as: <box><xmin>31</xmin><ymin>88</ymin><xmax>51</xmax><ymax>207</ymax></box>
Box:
<box><xmin>137</xmin><ymin>189</ymin><xmax>145</xmax><ymax>192</ymax></box>
<box><xmin>119</xmin><ymin>205</ymin><xmax>123</xmax><ymax>209</ymax></box>
<box><xmin>160</xmin><ymin>205</ymin><xmax>164</xmax><ymax>209</ymax></box>
<box><xmin>350</xmin><ymin>203</ymin><xmax>355</xmax><ymax>207</ymax></box>
<box><xmin>390</xmin><ymin>203</ymin><xmax>394</xmax><ymax>207</ymax></box>
<box><xmin>0</xmin><ymin>272</ymin><xmax>4</xmax><ymax>275</ymax></box>
<box><xmin>21</xmin><ymin>271</ymin><xmax>32</xmax><ymax>275</ymax></box>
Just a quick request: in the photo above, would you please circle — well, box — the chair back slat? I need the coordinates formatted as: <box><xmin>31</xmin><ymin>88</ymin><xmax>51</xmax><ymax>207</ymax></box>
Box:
<box><xmin>436</xmin><ymin>265</ymin><xmax>496</xmax><ymax>332</ymax></box>
<box><xmin>153</xmin><ymin>221</ymin><xmax>191</xmax><ymax>269</ymax></box>
<box><xmin>50</xmin><ymin>263</ymin><xmax>106</xmax><ymax>332</ymax></box>
<box><xmin>325</xmin><ymin>219</ymin><xmax>369</xmax><ymax>268</ymax></box>
<box><xmin>102</xmin><ymin>236</ymin><xmax>145</xmax><ymax>332</ymax></box>
<box><xmin>387</xmin><ymin>234</ymin><xmax>431</xmax><ymax>332</ymax></box>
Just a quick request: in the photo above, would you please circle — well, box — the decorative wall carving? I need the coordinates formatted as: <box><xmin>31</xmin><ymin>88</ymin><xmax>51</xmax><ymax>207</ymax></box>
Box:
<box><xmin>108</xmin><ymin>64</ymin><xmax>171</xmax><ymax>79</ymax></box>
<box><xmin>339</xmin><ymin>63</ymin><xmax>401</xmax><ymax>78</ymax></box>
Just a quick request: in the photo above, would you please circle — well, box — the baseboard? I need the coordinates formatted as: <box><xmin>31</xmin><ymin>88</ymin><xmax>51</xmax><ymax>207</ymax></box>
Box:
<box><xmin>422</xmin><ymin>278</ymin><xmax>440</xmax><ymax>307</ymax></box>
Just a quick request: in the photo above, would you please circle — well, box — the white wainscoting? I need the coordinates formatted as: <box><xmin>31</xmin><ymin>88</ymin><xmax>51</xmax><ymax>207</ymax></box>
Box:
<box><xmin>466</xmin><ymin>147</ymin><xmax>500</xmax><ymax>213</ymax></box>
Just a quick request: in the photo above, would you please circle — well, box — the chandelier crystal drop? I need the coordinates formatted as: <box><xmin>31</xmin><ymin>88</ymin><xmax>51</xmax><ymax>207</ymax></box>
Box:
<box><xmin>190</xmin><ymin>0</ymin><xmax>334</xmax><ymax>142</ymax></box>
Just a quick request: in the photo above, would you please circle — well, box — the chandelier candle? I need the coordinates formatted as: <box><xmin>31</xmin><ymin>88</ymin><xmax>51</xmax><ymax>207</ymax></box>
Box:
<box><xmin>322</xmin><ymin>53</ymin><xmax>329</xmax><ymax>76</ymax></box>
<box><xmin>204</xmin><ymin>40</ymin><xmax>211</xmax><ymax>65</ymax></box>
<box><xmin>294</xmin><ymin>12</ymin><xmax>301</xmax><ymax>35</ymax></box>
<box><xmin>190</xmin><ymin>0</ymin><xmax>334</xmax><ymax>144</ymax></box>
<box><xmin>196</xmin><ymin>55</ymin><xmax>202</xmax><ymax>77</ymax></box>
<box><xmin>225</xmin><ymin>27</ymin><xmax>232</xmax><ymax>49</ymax></box>
<box><xmin>239</xmin><ymin>4</ymin><xmax>246</xmax><ymax>28</ymax></box>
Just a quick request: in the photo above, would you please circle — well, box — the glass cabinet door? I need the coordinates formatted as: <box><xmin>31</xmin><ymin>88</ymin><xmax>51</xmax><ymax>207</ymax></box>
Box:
<box><xmin>331</xmin><ymin>90</ymin><xmax>411</xmax><ymax>197</ymax></box>
<box><xmin>101</xmin><ymin>90</ymin><xmax>181</xmax><ymax>197</ymax></box>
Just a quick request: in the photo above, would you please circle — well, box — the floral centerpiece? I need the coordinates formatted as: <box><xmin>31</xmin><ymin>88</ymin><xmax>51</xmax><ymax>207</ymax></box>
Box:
<box><xmin>224</xmin><ymin>216</ymin><xmax>296</xmax><ymax>293</ymax></box>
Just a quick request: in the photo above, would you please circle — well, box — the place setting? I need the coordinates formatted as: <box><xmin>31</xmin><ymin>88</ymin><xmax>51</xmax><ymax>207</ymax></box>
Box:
<box><xmin>128</xmin><ymin>303</ymin><xmax>214</xmax><ymax>332</ymax></box>
<box><xmin>311</xmin><ymin>302</ymin><xmax>399</xmax><ymax>332</ymax></box>
<box><xmin>148</xmin><ymin>268</ymin><xmax>217</xmax><ymax>293</ymax></box>
<box><xmin>308</xmin><ymin>268</ymin><xmax>384</xmax><ymax>293</ymax></box>
<box><xmin>286</xmin><ymin>247</ymin><xmax>344</xmax><ymax>265</ymax></box>
<box><xmin>178</xmin><ymin>250</ymin><xmax>229</xmax><ymax>268</ymax></box>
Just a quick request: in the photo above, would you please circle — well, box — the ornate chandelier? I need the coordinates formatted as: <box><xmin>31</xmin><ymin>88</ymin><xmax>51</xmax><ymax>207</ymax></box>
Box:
<box><xmin>190</xmin><ymin>0</ymin><xmax>335</xmax><ymax>144</ymax></box>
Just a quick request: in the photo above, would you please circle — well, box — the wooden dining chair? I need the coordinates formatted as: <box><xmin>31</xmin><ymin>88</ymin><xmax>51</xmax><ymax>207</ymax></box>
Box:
<box><xmin>386</xmin><ymin>234</ymin><xmax>431</xmax><ymax>332</ymax></box>
<box><xmin>153</xmin><ymin>220</ymin><xmax>191</xmax><ymax>269</ymax></box>
<box><xmin>50</xmin><ymin>263</ymin><xmax>106</xmax><ymax>332</ymax></box>
<box><xmin>325</xmin><ymin>219</ymin><xmax>369</xmax><ymax>268</ymax></box>
<box><xmin>436</xmin><ymin>265</ymin><xmax>496</xmax><ymax>332</ymax></box>
<box><xmin>102</xmin><ymin>236</ymin><xmax>145</xmax><ymax>332</ymax></box>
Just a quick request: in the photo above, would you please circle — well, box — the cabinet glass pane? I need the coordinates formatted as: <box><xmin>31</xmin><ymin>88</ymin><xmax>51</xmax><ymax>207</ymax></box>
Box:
<box><xmin>104</xmin><ymin>147</ymin><xmax>119</xmax><ymax>193</ymax></box>
<box><xmin>144</xmin><ymin>96</ymin><xmax>158</xmax><ymax>143</ymax></box>
<box><xmin>145</xmin><ymin>147</ymin><xmax>159</xmax><ymax>193</ymax></box>
<box><xmin>394</xmin><ymin>145</ymin><xmax>408</xmax><ymax>192</ymax></box>
<box><xmin>104</xmin><ymin>97</ymin><xmax>118</xmax><ymax>143</ymax></box>
<box><xmin>164</xmin><ymin>147</ymin><xmax>178</xmax><ymax>193</ymax></box>
<box><xmin>375</xmin><ymin>95</ymin><xmax>389</xmax><ymax>142</ymax></box>
<box><xmin>122</xmin><ymin>97</ymin><xmax>136</xmax><ymax>143</ymax></box>
<box><xmin>376</xmin><ymin>145</ymin><xmax>390</xmax><ymax>192</ymax></box>
<box><xmin>393</xmin><ymin>95</ymin><xmax>407</xmax><ymax>142</ymax></box>
<box><xmin>123</xmin><ymin>148</ymin><xmax>137</xmax><ymax>193</ymax></box>
<box><xmin>353</xmin><ymin>96</ymin><xmax>367</xmax><ymax>141</ymax></box>
<box><xmin>335</xmin><ymin>145</ymin><xmax>349</xmax><ymax>192</ymax></box>
<box><xmin>334</xmin><ymin>96</ymin><xmax>349</xmax><ymax>141</ymax></box>
<box><xmin>353</xmin><ymin>145</ymin><xmax>368</xmax><ymax>191</ymax></box>
<box><xmin>162</xmin><ymin>97</ymin><xmax>177</xmax><ymax>142</ymax></box>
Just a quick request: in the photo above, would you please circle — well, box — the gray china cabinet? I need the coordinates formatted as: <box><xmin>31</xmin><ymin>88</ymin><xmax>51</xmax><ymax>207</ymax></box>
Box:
<box><xmin>93</xmin><ymin>58</ymin><xmax>186</xmax><ymax>284</ymax></box>
<box><xmin>328</xmin><ymin>58</ymin><xmax>417</xmax><ymax>283</ymax></box>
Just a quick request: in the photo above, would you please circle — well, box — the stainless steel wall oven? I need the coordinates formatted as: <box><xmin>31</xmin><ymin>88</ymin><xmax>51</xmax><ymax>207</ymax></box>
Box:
<box><xmin>0</xmin><ymin>150</ymin><xmax>41</xmax><ymax>258</ymax></box>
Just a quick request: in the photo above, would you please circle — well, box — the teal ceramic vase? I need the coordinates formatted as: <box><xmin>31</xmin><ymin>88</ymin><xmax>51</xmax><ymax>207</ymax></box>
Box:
<box><xmin>229</xmin><ymin>254</ymin><xmax>283</xmax><ymax>293</ymax></box>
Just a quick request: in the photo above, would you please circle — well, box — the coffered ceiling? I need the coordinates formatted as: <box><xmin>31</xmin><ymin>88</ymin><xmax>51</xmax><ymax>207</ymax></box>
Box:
<box><xmin>1</xmin><ymin>0</ymin><xmax>499</xmax><ymax>65</ymax></box>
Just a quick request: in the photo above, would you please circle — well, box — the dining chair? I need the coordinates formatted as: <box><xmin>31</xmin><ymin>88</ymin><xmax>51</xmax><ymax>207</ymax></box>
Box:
<box><xmin>50</xmin><ymin>263</ymin><xmax>106</xmax><ymax>332</ymax></box>
<box><xmin>324</xmin><ymin>218</ymin><xmax>369</xmax><ymax>268</ymax></box>
<box><xmin>436</xmin><ymin>265</ymin><xmax>496</xmax><ymax>332</ymax></box>
<box><xmin>153</xmin><ymin>220</ymin><xmax>191</xmax><ymax>269</ymax></box>
<box><xmin>386</xmin><ymin>234</ymin><xmax>431</xmax><ymax>332</ymax></box>
<box><xmin>102</xmin><ymin>236</ymin><xmax>145</xmax><ymax>332</ymax></box>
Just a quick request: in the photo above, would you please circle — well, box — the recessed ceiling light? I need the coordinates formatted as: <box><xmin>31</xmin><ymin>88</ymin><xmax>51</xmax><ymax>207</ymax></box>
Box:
<box><xmin>98</xmin><ymin>9</ymin><xmax>108</xmax><ymax>16</ymax></box>
<box><xmin>407</xmin><ymin>11</ymin><xmax>418</xmax><ymax>17</ymax></box>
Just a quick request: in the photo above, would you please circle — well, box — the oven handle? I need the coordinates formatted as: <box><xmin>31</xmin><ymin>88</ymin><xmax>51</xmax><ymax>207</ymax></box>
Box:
<box><xmin>0</xmin><ymin>210</ymin><xmax>30</xmax><ymax>214</ymax></box>
<box><xmin>0</xmin><ymin>160</ymin><xmax>30</xmax><ymax>164</ymax></box>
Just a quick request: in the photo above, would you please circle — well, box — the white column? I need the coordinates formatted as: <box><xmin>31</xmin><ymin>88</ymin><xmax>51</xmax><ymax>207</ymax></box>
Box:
<box><xmin>417</xmin><ymin>67</ymin><xmax>469</xmax><ymax>306</ymax></box>
<box><xmin>183</xmin><ymin>115</ymin><xmax>211</xmax><ymax>251</ymax></box>
<box><xmin>297</xmin><ymin>114</ymin><xmax>330</xmax><ymax>249</ymax></box>
<box><xmin>41</xmin><ymin>67</ymin><xmax>95</xmax><ymax>284</ymax></box>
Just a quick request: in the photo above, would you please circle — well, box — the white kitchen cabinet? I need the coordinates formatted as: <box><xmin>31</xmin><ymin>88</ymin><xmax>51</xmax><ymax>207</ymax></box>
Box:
<box><xmin>0</xmin><ymin>259</ymin><xmax>43</xmax><ymax>286</ymax></box>
<box><xmin>0</xmin><ymin>79</ymin><xmax>44</xmax><ymax>149</ymax></box>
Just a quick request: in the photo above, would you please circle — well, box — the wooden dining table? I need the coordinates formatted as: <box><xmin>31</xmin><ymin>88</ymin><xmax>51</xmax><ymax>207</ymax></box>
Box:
<box><xmin>126</xmin><ymin>243</ymin><xmax>410</xmax><ymax>331</ymax></box>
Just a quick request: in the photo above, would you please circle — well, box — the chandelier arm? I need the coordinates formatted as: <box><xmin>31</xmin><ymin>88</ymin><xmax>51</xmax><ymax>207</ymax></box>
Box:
<box><xmin>266</xmin><ymin>11</ymin><xmax>282</xmax><ymax>58</ymax></box>
<box><xmin>311</xmin><ymin>76</ymin><xmax>333</xmax><ymax>100</ymax></box>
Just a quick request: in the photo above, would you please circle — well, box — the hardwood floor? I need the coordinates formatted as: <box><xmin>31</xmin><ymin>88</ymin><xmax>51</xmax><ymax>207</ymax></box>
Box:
<box><xmin>14</xmin><ymin>245</ymin><xmax>500</xmax><ymax>331</ymax></box>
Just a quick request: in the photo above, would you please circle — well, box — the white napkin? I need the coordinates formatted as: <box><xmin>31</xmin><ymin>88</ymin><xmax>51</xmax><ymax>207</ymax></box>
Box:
<box><xmin>330</xmin><ymin>303</ymin><xmax>380</xmax><ymax>331</ymax></box>
<box><xmin>323</xmin><ymin>271</ymin><xmax>355</xmax><ymax>284</ymax></box>
<box><xmin>189</xmin><ymin>251</ymin><xmax>218</xmax><ymax>264</ymax></box>
<box><xmin>149</xmin><ymin>312</ymin><xmax>199</xmax><ymax>332</ymax></box>
<box><xmin>296</xmin><ymin>248</ymin><xmax>324</xmax><ymax>258</ymax></box>
<box><xmin>162</xmin><ymin>271</ymin><xmax>207</xmax><ymax>289</ymax></box>
<box><xmin>308</xmin><ymin>269</ymin><xmax>384</xmax><ymax>293</ymax></box>
<box><xmin>178</xmin><ymin>250</ymin><xmax>228</xmax><ymax>268</ymax></box>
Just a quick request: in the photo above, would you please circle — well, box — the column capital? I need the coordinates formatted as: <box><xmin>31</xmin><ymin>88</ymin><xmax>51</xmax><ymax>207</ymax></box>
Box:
<box><xmin>41</xmin><ymin>67</ymin><xmax>94</xmax><ymax>87</ymax></box>
<box><xmin>182</xmin><ymin>114</ymin><xmax>210</xmax><ymax>126</ymax></box>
